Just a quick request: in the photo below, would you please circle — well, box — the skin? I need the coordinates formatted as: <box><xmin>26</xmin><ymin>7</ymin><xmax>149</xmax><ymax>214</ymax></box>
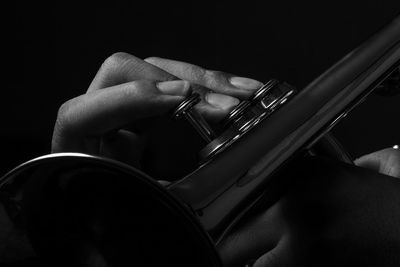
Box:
<box><xmin>355</xmin><ymin>148</ymin><xmax>400</xmax><ymax>178</ymax></box>
<box><xmin>53</xmin><ymin>53</ymin><xmax>400</xmax><ymax>266</ymax></box>
<box><xmin>52</xmin><ymin>53</ymin><xmax>261</xmax><ymax>168</ymax></box>
<box><xmin>218</xmin><ymin>155</ymin><xmax>400</xmax><ymax>267</ymax></box>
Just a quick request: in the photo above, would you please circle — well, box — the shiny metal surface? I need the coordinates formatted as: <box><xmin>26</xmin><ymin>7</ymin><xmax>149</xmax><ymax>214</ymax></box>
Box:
<box><xmin>221</xmin><ymin>79</ymin><xmax>280</xmax><ymax>127</ymax></box>
<box><xmin>0</xmin><ymin>14</ymin><xmax>399</xmax><ymax>257</ymax></box>
<box><xmin>0</xmin><ymin>153</ymin><xmax>223</xmax><ymax>266</ymax></box>
<box><xmin>168</xmin><ymin>15</ymin><xmax>400</xmax><ymax>239</ymax></box>
<box><xmin>173</xmin><ymin>93</ymin><xmax>216</xmax><ymax>142</ymax></box>
<box><xmin>250</xmin><ymin>79</ymin><xmax>279</xmax><ymax>102</ymax></box>
<box><xmin>199</xmin><ymin>83</ymin><xmax>296</xmax><ymax>162</ymax></box>
<box><xmin>222</xmin><ymin>100</ymin><xmax>251</xmax><ymax>126</ymax></box>
<box><xmin>375</xmin><ymin>66</ymin><xmax>400</xmax><ymax>96</ymax></box>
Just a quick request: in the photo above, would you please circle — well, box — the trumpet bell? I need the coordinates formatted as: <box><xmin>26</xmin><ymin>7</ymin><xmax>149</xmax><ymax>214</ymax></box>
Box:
<box><xmin>0</xmin><ymin>153</ymin><xmax>222</xmax><ymax>266</ymax></box>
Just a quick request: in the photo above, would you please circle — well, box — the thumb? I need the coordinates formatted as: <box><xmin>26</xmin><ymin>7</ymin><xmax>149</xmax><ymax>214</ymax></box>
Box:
<box><xmin>354</xmin><ymin>147</ymin><xmax>400</xmax><ymax>178</ymax></box>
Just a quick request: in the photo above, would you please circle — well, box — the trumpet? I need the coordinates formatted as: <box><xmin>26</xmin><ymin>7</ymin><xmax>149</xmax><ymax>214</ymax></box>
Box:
<box><xmin>1</xmin><ymin>15</ymin><xmax>399</xmax><ymax>267</ymax></box>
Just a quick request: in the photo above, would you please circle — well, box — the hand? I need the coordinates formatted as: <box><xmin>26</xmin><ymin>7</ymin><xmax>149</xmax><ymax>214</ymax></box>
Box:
<box><xmin>355</xmin><ymin>147</ymin><xmax>400</xmax><ymax>178</ymax></box>
<box><xmin>218</xmin><ymin>157</ymin><xmax>400</xmax><ymax>266</ymax></box>
<box><xmin>52</xmin><ymin>53</ymin><xmax>262</xmax><ymax>175</ymax></box>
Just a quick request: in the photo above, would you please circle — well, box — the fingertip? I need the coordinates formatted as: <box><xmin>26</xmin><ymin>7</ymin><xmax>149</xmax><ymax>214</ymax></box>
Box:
<box><xmin>229</xmin><ymin>76</ymin><xmax>264</xmax><ymax>91</ymax></box>
<box><xmin>144</xmin><ymin>56</ymin><xmax>161</xmax><ymax>64</ymax></box>
<box><xmin>354</xmin><ymin>155</ymin><xmax>380</xmax><ymax>171</ymax></box>
<box><xmin>205</xmin><ymin>93</ymin><xmax>240</xmax><ymax>110</ymax></box>
<box><xmin>195</xmin><ymin>94</ymin><xmax>240</xmax><ymax>123</ymax></box>
<box><xmin>196</xmin><ymin>106</ymin><xmax>230</xmax><ymax>123</ymax></box>
<box><xmin>156</xmin><ymin>80</ymin><xmax>191</xmax><ymax>96</ymax></box>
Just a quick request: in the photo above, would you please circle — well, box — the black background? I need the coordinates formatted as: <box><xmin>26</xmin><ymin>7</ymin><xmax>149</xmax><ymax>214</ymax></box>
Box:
<box><xmin>4</xmin><ymin>2</ymin><xmax>400</xmax><ymax>175</ymax></box>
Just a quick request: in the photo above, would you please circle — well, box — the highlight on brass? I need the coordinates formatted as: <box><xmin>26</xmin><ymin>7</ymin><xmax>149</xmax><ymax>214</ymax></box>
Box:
<box><xmin>1</xmin><ymin>10</ymin><xmax>400</xmax><ymax>267</ymax></box>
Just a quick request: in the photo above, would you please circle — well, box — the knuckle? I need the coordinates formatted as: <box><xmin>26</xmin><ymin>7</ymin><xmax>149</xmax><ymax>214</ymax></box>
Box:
<box><xmin>109</xmin><ymin>52</ymin><xmax>131</xmax><ymax>62</ymax></box>
<box><xmin>55</xmin><ymin>98</ymin><xmax>78</xmax><ymax>133</ymax></box>
<box><xmin>205</xmin><ymin>69</ymin><xmax>223</xmax><ymax>80</ymax></box>
<box><xmin>204</xmin><ymin>69</ymin><xmax>224</xmax><ymax>88</ymax></box>
<box><xmin>56</xmin><ymin>99</ymin><xmax>72</xmax><ymax>121</ymax></box>
<box><xmin>101</xmin><ymin>52</ymin><xmax>132</xmax><ymax>70</ymax></box>
<box><xmin>52</xmin><ymin>97</ymin><xmax>82</xmax><ymax>152</ymax></box>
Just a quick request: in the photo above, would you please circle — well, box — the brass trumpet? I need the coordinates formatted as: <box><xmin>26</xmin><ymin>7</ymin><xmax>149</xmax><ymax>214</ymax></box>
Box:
<box><xmin>1</xmin><ymin>15</ymin><xmax>399</xmax><ymax>267</ymax></box>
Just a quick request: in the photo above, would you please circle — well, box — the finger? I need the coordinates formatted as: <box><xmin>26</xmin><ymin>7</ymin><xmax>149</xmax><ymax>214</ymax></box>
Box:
<box><xmin>217</xmin><ymin>203</ymin><xmax>286</xmax><ymax>266</ymax></box>
<box><xmin>355</xmin><ymin>148</ymin><xmax>400</xmax><ymax>178</ymax></box>
<box><xmin>88</xmin><ymin>53</ymin><xmax>177</xmax><ymax>92</ymax></box>
<box><xmin>87</xmin><ymin>53</ymin><xmax>237</xmax><ymax>122</ymax></box>
<box><xmin>53</xmin><ymin>80</ymin><xmax>188</xmax><ymax>152</ymax></box>
<box><xmin>197</xmin><ymin>93</ymin><xmax>240</xmax><ymax>122</ymax></box>
<box><xmin>144</xmin><ymin>57</ymin><xmax>263</xmax><ymax>99</ymax></box>
<box><xmin>252</xmin><ymin>235</ymin><xmax>292</xmax><ymax>267</ymax></box>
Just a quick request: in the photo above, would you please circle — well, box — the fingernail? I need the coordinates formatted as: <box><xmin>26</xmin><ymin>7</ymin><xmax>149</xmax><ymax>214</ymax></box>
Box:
<box><xmin>156</xmin><ymin>80</ymin><xmax>190</xmax><ymax>96</ymax></box>
<box><xmin>229</xmin><ymin>76</ymin><xmax>263</xmax><ymax>90</ymax></box>
<box><xmin>206</xmin><ymin>93</ymin><xmax>240</xmax><ymax>110</ymax></box>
